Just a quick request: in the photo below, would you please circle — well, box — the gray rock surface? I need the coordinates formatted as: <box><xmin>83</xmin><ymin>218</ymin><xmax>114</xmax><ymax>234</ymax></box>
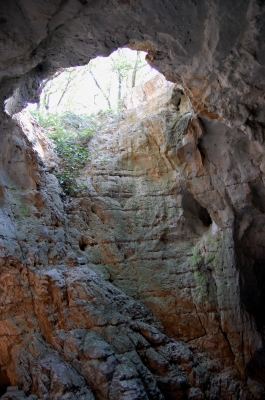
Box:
<box><xmin>0</xmin><ymin>0</ymin><xmax>265</xmax><ymax>398</ymax></box>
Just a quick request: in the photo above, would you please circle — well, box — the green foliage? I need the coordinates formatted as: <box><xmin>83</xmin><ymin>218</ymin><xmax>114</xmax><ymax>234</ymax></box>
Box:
<box><xmin>29</xmin><ymin>48</ymin><xmax>153</xmax><ymax>194</ymax></box>
<box><xmin>206</xmin><ymin>234</ymin><xmax>219</xmax><ymax>252</ymax></box>
<box><xmin>34</xmin><ymin>49</ymin><xmax>151</xmax><ymax>115</ymax></box>
<box><xmin>99</xmin><ymin>156</ymin><xmax>111</xmax><ymax>164</ymax></box>
<box><xmin>191</xmin><ymin>246</ymin><xmax>203</xmax><ymax>267</ymax></box>
<box><xmin>32</xmin><ymin>111</ymin><xmax>100</xmax><ymax>138</ymax></box>
<box><xmin>204</xmin><ymin>253</ymin><xmax>215</xmax><ymax>265</ymax></box>
<box><xmin>191</xmin><ymin>234</ymin><xmax>221</xmax><ymax>269</ymax></box>
<box><xmin>194</xmin><ymin>270</ymin><xmax>209</xmax><ymax>303</ymax></box>
<box><xmin>191</xmin><ymin>234</ymin><xmax>222</xmax><ymax>305</ymax></box>
<box><xmin>32</xmin><ymin>112</ymin><xmax>58</xmax><ymax>128</ymax></box>
<box><xmin>20</xmin><ymin>204</ymin><xmax>29</xmax><ymax>219</ymax></box>
<box><xmin>31</xmin><ymin>111</ymin><xmax>99</xmax><ymax>196</ymax></box>
<box><xmin>53</xmin><ymin>137</ymin><xmax>90</xmax><ymax>196</ymax></box>
<box><xmin>110</xmin><ymin>50</ymin><xmax>133</xmax><ymax>78</ymax></box>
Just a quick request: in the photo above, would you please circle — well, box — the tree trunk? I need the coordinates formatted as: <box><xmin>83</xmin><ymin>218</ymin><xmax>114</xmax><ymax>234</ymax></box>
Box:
<box><xmin>56</xmin><ymin>77</ymin><xmax>71</xmax><ymax>109</ymax></box>
<box><xmin>118</xmin><ymin>74</ymin><xmax>122</xmax><ymax>103</ymax></box>
<box><xmin>131</xmin><ymin>50</ymin><xmax>140</xmax><ymax>88</ymax></box>
<box><xmin>89</xmin><ymin>71</ymin><xmax>111</xmax><ymax>109</ymax></box>
<box><xmin>38</xmin><ymin>69</ymin><xmax>64</xmax><ymax>111</ymax></box>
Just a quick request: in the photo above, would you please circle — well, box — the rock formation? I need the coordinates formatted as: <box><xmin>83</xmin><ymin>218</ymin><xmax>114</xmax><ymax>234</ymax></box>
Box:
<box><xmin>0</xmin><ymin>0</ymin><xmax>265</xmax><ymax>398</ymax></box>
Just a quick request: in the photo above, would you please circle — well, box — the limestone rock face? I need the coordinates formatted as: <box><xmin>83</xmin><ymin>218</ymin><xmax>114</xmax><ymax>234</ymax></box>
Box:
<box><xmin>0</xmin><ymin>74</ymin><xmax>253</xmax><ymax>400</ymax></box>
<box><xmin>67</xmin><ymin>75</ymin><xmax>264</xmax><ymax>386</ymax></box>
<box><xmin>1</xmin><ymin>0</ymin><xmax>264</xmax><ymax>126</ymax></box>
<box><xmin>0</xmin><ymin>0</ymin><xmax>265</xmax><ymax>399</ymax></box>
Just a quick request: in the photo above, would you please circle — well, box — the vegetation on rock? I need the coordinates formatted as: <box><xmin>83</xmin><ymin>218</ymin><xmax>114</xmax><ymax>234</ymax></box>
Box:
<box><xmin>32</xmin><ymin>111</ymin><xmax>115</xmax><ymax>196</ymax></box>
<box><xmin>29</xmin><ymin>49</ymin><xmax>155</xmax><ymax>197</ymax></box>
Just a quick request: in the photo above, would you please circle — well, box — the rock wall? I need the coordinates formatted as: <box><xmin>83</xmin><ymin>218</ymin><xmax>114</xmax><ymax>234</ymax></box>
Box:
<box><xmin>65</xmin><ymin>75</ymin><xmax>265</xmax><ymax>394</ymax></box>
<box><xmin>0</xmin><ymin>0</ymin><xmax>265</xmax><ymax>398</ymax></box>
<box><xmin>0</xmin><ymin>103</ymin><xmax>252</xmax><ymax>399</ymax></box>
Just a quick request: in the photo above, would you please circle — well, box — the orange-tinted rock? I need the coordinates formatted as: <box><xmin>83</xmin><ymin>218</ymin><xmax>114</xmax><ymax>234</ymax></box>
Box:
<box><xmin>0</xmin><ymin>1</ymin><xmax>265</xmax><ymax>397</ymax></box>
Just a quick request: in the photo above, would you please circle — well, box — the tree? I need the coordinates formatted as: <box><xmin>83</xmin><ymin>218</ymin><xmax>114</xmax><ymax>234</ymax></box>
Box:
<box><xmin>37</xmin><ymin>69</ymin><xmax>77</xmax><ymax>112</ymax></box>
<box><xmin>56</xmin><ymin>68</ymin><xmax>79</xmax><ymax>110</ymax></box>
<box><xmin>110</xmin><ymin>49</ymin><xmax>132</xmax><ymax>104</ymax></box>
<box><xmin>131</xmin><ymin>50</ymin><xmax>141</xmax><ymax>88</ymax></box>
<box><xmin>37</xmin><ymin>69</ymin><xmax>64</xmax><ymax>110</ymax></box>
<box><xmin>33</xmin><ymin>48</ymin><xmax>153</xmax><ymax>115</ymax></box>
<box><xmin>84</xmin><ymin>60</ymin><xmax>112</xmax><ymax>109</ymax></box>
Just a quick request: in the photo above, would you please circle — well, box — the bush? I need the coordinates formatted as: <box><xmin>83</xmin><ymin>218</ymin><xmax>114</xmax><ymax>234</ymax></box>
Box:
<box><xmin>31</xmin><ymin>111</ymin><xmax>98</xmax><ymax>196</ymax></box>
<box><xmin>53</xmin><ymin>136</ymin><xmax>91</xmax><ymax>196</ymax></box>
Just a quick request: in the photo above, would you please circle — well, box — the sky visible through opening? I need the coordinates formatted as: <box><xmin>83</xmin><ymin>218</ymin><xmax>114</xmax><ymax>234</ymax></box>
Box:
<box><xmin>28</xmin><ymin>48</ymin><xmax>158</xmax><ymax>116</ymax></box>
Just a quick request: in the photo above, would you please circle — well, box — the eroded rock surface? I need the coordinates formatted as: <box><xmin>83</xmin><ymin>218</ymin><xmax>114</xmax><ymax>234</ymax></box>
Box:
<box><xmin>0</xmin><ymin>74</ymin><xmax>262</xmax><ymax>399</ymax></box>
<box><xmin>65</xmin><ymin>76</ymin><xmax>265</xmax><ymax>395</ymax></box>
<box><xmin>0</xmin><ymin>0</ymin><xmax>265</xmax><ymax>398</ymax></box>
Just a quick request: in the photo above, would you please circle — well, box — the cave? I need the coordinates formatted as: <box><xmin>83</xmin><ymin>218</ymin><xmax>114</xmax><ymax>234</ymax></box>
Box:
<box><xmin>0</xmin><ymin>1</ymin><xmax>265</xmax><ymax>399</ymax></box>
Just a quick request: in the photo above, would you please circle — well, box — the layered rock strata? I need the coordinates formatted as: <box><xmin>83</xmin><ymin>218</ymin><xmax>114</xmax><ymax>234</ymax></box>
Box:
<box><xmin>67</xmin><ymin>75</ymin><xmax>265</xmax><ymax>396</ymax></box>
<box><xmin>0</xmin><ymin>0</ymin><xmax>265</xmax><ymax>398</ymax></box>
<box><xmin>0</xmin><ymin>74</ymin><xmax>262</xmax><ymax>398</ymax></box>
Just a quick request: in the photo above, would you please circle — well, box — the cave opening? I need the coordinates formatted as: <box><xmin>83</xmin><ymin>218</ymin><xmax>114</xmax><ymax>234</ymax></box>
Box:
<box><xmin>13</xmin><ymin>47</ymin><xmax>191</xmax><ymax>199</ymax></box>
<box><xmin>7</xmin><ymin>48</ymin><xmax>168</xmax><ymax>197</ymax></box>
<box><xmin>26</xmin><ymin>48</ymin><xmax>158</xmax><ymax>116</ymax></box>
<box><xmin>1</xmin><ymin>2</ymin><xmax>265</xmax><ymax>397</ymax></box>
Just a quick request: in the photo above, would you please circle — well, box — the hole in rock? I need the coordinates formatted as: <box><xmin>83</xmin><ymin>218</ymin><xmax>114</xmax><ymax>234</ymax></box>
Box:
<box><xmin>182</xmin><ymin>192</ymin><xmax>212</xmax><ymax>234</ymax></box>
<box><xmin>79</xmin><ymin>237</ymin><xmax>89</xmax><ymax>251</ymax></box>
<box><xmin>11</xmin><ymin>47</ymin><xmax>194</xmax><ymax>263</ymax></box>
<box><xmin>27</xmin><ymin>48</ymin><xmax>157</xmax><ymax>116</ymax></box>
<box><xmin>21</xmin><ymin>48</ymin><xmax>174</xmax><ymax>197</ymax></box>
<box><xmin>18</xmin><ymin>47</ymin><xmax>191</xmax><ymax>201</ymax></box>
<box><xmin>0</xmin><ymin>370</ymin><xmax>11</xmax><ymax>396</ymax></box>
